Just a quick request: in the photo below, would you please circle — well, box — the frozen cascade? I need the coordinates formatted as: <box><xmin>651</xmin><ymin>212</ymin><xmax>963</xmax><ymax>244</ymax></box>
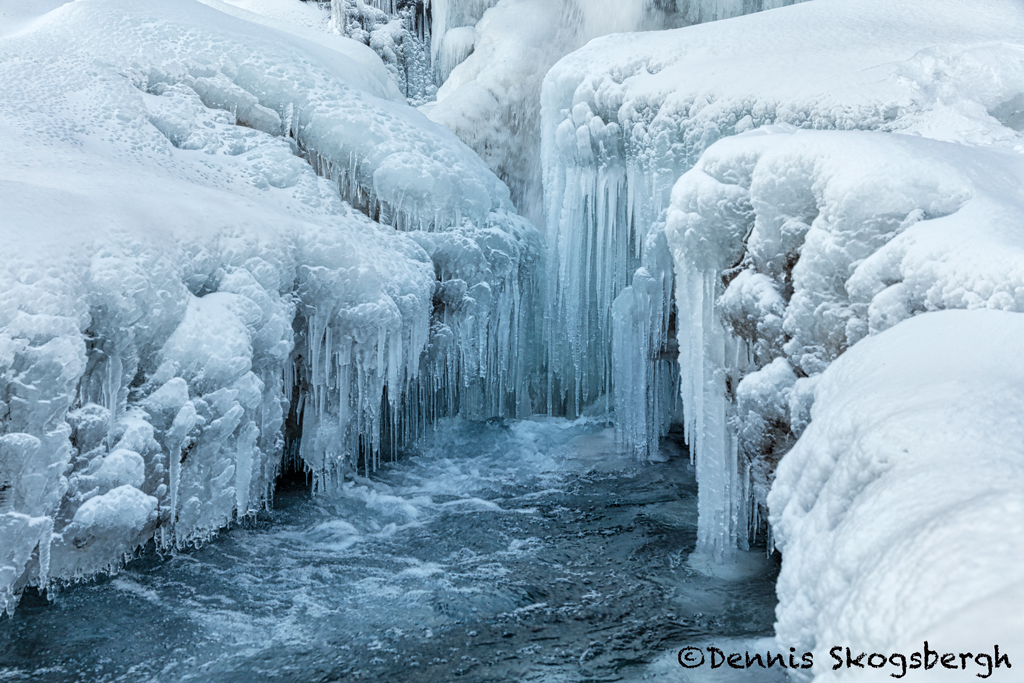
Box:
<box><xmin>328</xmin><ymin>0</ymin><xmax>436</xmax><ymax>104</ymax></box>
<box><xmin>426</xmin><ymin>0</ymin><xmax>681</xmax><ymax>229</ymax></box>
<box><xmin>0</xmin><ymin>0</ymin><xmax>540</xmax><ymax>614</ymax></box>
<box><xmin>540</xmin><ymin>0</ymin><xmax>807</xmax><ymax>446</ymax></box>
<box><xmin>667</xmin><ymin>126</ymin><xmax>1024</xmax><ymax>559</ymax></box>
<box><xmin>610</xmin><ymin>232</ymin><xmax>678</xmax><ymax>459</ymax></box>
<box><xmin>425</xmin><ymin>0</ymin><xmax>499</xmax><ymax>82</ymax></box>
<box><xmin>543</xmin><ymin>0</ymin><xmax>1024</xmax><ymax>560</ymax></box>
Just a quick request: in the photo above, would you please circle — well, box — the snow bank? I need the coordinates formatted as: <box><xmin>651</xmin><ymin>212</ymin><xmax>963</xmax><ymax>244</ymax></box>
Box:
<box><xmin>543</xmin><ymin>0</ymin><xmax>1024</xmax><ymax>549</ymax></box>
<box><xmin>0</xmin><ymin>0</ymin><xmax>538</xmax><ymax>614</ymax></box>
<box><xmin>769</xmin><ymin>310</ymin><xmax>1024</xmax><ymax>680</ymax></box>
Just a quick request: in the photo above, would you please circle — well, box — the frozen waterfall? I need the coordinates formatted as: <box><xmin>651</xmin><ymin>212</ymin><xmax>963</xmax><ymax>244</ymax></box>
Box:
<box><xmin>4</xmin><ymin>6</ymin><xmax>1024</xmax><ymax>676</ymax></box>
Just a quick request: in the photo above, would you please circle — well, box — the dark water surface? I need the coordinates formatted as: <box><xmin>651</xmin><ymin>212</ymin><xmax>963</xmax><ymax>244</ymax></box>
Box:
<box><xmin>0</xmin><ymin>419</ymin><xmax>781</xmax><ymax>683</ymax></box>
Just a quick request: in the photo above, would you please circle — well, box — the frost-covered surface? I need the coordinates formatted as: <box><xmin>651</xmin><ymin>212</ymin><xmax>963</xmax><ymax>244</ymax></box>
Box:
<box><xmin>329</xmin><ymin>0</ymin><xmax>436</xmax><ymax>104</ymax></box>
<box><xmin>542</xmin><ymin>0</ymin><xmax>822</xmax><ymax>440</ymax></box>
<box><xmin>667</xmin><ymin>126</ymin><xmax>1024</xmax><ymax>558</ymax></box>
<box><xmin>769</xmin><ymin>310</ymin><xmax>1024</xmax><ymax>680</ymax></box>
<box><xmin>428</xmin><ymin>0</ymin><xmax>685</xmax><ymax>228</ymax></box>
<box><xmin>0</xmin><ymin>0</ymin><xmax>538</xmax><ymax>614</ymax></box>
<box><xmin>544</xmin><ymin>0</ymin><xmax>1024</xmax><ymax>553</ymax></box>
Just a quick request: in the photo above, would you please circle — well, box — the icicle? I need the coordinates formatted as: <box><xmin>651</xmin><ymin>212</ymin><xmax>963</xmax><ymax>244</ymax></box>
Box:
<box><xmin>329</xmin><ymin>0</ymin><xmax>346</xmax><ymax>35</ymax></box>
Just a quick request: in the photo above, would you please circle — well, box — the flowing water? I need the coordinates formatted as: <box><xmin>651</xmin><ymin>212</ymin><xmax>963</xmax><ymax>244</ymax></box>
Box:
<box><xmin>0</xmin><ymin>418</ymin><xmax>782</xmax><ymax>682</ymax></box>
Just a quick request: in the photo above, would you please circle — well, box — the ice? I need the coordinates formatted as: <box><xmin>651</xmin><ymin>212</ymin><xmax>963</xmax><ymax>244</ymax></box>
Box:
<box><xmin>543</xmin><ymin>0</ymin><xmax>1024</xmax><ymax>556</ymax></box>
<box><xmin>0</xmin><ymin>0</ymin><xmax>538</xmax><ymax>613</ymax></box>
<box><xmin>676</xmin><ymin>0</ymin><xmax>807</xmax><ymax>23</ymax></box>
<box><xmin>434</xmin><ymin>25</ymin><xmax>475</xmax><ymax>85</ymax></box>
<box><xmin>428</xmin><ymin>0</ymin><xmax>681</xmax><ymax>227</ymax></box>
<box><xmin>3</xmin><ymin>1</ymin><xmax>1024</xmax><ymax>671</ymax></box>
<box><xmin>668</xmin><ymin>125</ymin><xmax>1024</xmax><ymax>557</ymax></box>
<box><xmin>769</xmin><ymin>310</ymin><xmax>1024</xmax><ymax>678</ymax></box>
<box><xmin>426</xmin><ymin>0</ymin><xmax>499</xmax><ymax>79</ymax></box>
<box><xmin>611</xmin><ymin>230</ymin><xmax>678</xmax><ymax>459</ymax></box>
<box><xmin>50</xmin><ymin>486</ymin><xmax>159</xmax><ymax>581</ymax></box>
<box><xmin>541</xmin><ymin>0</ymin><xmax>820</xmax><ymax>435</ymax></box>
<box><xmin>329</xmin><ymin>0</ymin><xmax>435</xmax><ymax>104</ymax></box>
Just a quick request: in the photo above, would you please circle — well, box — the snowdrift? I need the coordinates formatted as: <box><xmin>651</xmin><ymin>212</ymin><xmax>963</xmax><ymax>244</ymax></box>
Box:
<box><xmin>0</xmin><ymin>0</ymin><xmax>538</xmax><ymax>614</ymax></box>
<box><xmin>769</xmin><ymin>310</ymin><xmax>1024</xmax><ymax>679</ymax></box>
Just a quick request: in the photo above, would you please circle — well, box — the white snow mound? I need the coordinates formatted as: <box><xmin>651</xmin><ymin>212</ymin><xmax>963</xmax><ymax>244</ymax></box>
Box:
<box><xmin>769</xmin><ymin>309</ymin><xmax>1024</xmax><ymax>680</ymax></box>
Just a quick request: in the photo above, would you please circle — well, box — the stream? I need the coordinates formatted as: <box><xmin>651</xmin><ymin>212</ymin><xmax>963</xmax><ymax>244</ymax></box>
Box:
<box><xmin>0</xmin><ymin>418</ymin><xmax>783</xmax><ymax>683</ymax></box>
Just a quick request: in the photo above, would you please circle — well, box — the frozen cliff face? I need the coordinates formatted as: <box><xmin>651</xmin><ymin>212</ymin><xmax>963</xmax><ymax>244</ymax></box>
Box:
<box><xmin>543</xmin><ymin>0</ymin><xmax>1024</xmax><ymax>554</ymax></box>
<box><xmin>542</xmin><ymin>0</ymin><xmax>822</xmax><ymax>436</ymax></box>
<box><xmin>0</xmin><ymin>0</ymin><xmax>538</xmax><ymax>614</ymax></box>
<box><xmin>768</xmin><ymin>310</ymin><xmax>1024</xmax><ymax>680</ymax></box>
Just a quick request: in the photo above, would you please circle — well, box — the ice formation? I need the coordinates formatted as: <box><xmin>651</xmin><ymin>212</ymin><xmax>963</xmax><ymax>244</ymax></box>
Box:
<box><xmin>670</xmin><ymin>125</ymin><xmax>1024</xmax><ymax>558</ymax></box>
<box><xmin>427</xmin><ymin>0</ymin><xmax>682</xmax><ymax>227</ymax></box>
<box><xmin>3</xmin><ymin>3</ymin><xmax>1024</xmax><ymax>674</ymax></box>
<box><xmin>0</xmin><ymin>0</ymin><xmax>538</xmax><ymax>614</ymax></box>
<box><xmin>543</xmin><ymin>0</ymin><xmax>1024</xmax><ymax>556</ymax></box>
<box><xmin>769</xmin><ymin>310</ymin><xmax>1024</xmax><ymax>679</ymax></box>
<box><xmin>328</xmin><ymin>0</ymin><xmax>436</xmax><ymax>104</ymax></box>
<box><xmin>671</xmin><ymin>122</ymin><xmax>1024</xmax><ymax>657</ymax></box>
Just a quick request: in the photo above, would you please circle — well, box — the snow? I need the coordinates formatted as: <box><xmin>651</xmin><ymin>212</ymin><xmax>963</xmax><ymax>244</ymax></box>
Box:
<box><xmin>0</xmin><ymin>0</ymin><xmax>69</xmax><ymax>38</ymax></box>
<box><xmin>428</xmin><ymin>0</ymin><xmax>681</xmax><ymax>226</ymax></box>
<box><xmin>0</xmin><ymin>0</ymin><xmax>538</xmax><ymax>614</ymax></box>
<box><xmin>2</xmin><ymin>1</ymin><xmax>1023</xmax><ymax>675</ymax></box>
<box><xmin>217</xmin><ymin>0</ymin><xmax>333</xmax><ymax>33</ymax></box>
<box><xmin>668</xmin><ymin>125</ymin><xmax>1024</xmax><ymax>558</ymax></box>
<box><xmin>542</xmin><ymin>0</ymin><xmax>1024</xmax><ymax>556</ymax></box>
<box><xmin>330</xmin><ymin>0</ymin><xmax>436</xmax><ymax>104</ymax></box>
<box><xmin>769</xmin><ymin>310</ymin><xmax>1024</xmax><ymax>680</ymax></box>
<box><xmin>204</xmin><ymin>0</ymin><xmax>406</xmax><ymax>101</ymax></box>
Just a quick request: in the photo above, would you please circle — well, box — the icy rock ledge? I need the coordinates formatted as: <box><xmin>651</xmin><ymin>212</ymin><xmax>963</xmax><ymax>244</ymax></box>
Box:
<box><xmin>0</xmin><ymin>0</ymin><xmax>538</xmax><ymax>614</ymax></box>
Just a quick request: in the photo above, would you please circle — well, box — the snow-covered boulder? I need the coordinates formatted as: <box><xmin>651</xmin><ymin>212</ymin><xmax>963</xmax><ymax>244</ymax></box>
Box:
<box><xmin>769</xmin><ymin>310</ymin><xmax>1024</xmax><ymax>680</ymax></box>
